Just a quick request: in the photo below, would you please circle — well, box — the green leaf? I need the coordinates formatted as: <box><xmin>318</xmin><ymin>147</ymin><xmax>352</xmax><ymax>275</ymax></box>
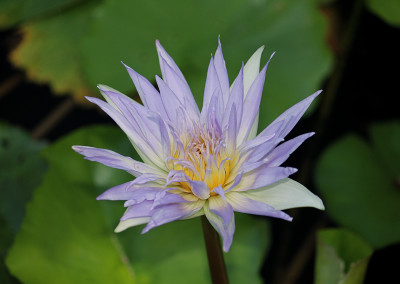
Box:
<box><xmin>10</xmin><ymin>2</ymin><xmax>97</xmax><ymax>100</ymax></box>
<box><xmin>315</xmin><ymin>228</ymin><xmax>373</xmax><ymax>284</ymax></box>
<box><xmin>367</xmin><ymin>0</ymin><xmax>400</xmax><ymax>27</ymax></box>
<box><xmin>0</xmin><ymin>123</ymin><xmax>47</xmax><ymax>284</ymax></box>
<box><xmin>10</xmin><ymin>0</ymin><xmax>331</xmax><ymax>121</ymax></box>
<box><xmin>369</xmin><ymin>121</ymin><xmax>400</xmax><ymax>180</ymax></box>
<box><xmin>81</xmin><ymin>0</ymin><xmax>332</xmax><ymax>125</ymax></box>
<box><xmin>0</xmin><ymin>0</ymin><xmax>80</xmax><ymax>29</ymax></box>
<box><xmin>0</xmin><ymin>122</ymin><xmax>47</xmax><ymax>233</ymax></box>
<box><xmin>315</xmin><ymin>121</ymin><xmax>400</xmax><ymax>248</ymax></box>
<box><xmin>6</xmin><ymin>125</ymin><xmax>269</xmax><ymax>283</ymax></box>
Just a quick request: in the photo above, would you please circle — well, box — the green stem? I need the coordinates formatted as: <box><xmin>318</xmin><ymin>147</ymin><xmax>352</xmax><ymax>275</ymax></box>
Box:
<box><xmin>201</xmin><ymin>216</ymin><xmax>229</xmax><ymax>284</ymax></box>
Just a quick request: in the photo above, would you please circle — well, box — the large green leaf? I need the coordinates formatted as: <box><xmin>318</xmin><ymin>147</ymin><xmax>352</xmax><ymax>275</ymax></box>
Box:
<box><xmin>315</xmin><ymin>228</ymin><xmax>373</xmax><ymax>284</ymax></box>
<box><xmin>10</xmin><ymin>2</ymin><xmax>97</xmax><ymax>100</ymax></box>
<box><xmin>6</xmin><ymin>125</ymin><xmax>269</xmax><ymax>283</ymax></box>
<box><xmin>0</xmin><ymin>123</ymin><xmax>47</xmax><ymax>233</ymax></box>
<box><xmin>315</xmin><ymin>121</ymin><xmax>400</xmax><ymax>248</ymax></box>
<box><xmin>367</xmin><ymin>0</ymin><xmax>400</xmax><ymax>27</ymax></box>
<box><xmin>0</xmin><ymin>0</ymin><xmax>81</xmax><ymax>29</ymax></box>
<box><xmin>81</xmin><ymin>0</ymin><xmax>332</xmax><ymax>126</ymax></box>
<box><xmin>0</xmin><ymin>123</ymin><xmax>47</xmax><ymax>284</ymax></box>
<box><xmin>9</xmin><ymin>0</ymin><xmax>331</xmax><ymax>124</ymax></box>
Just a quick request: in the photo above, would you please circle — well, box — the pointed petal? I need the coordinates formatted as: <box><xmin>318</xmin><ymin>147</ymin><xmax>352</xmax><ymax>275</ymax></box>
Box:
<box><xmin>96</xmin><ymin>181</ymin><xmax>164</xmax><ymax>201</ymax></box>
<box><xmin>259</xmin><ymin>90</ymin><xmax>321</xmax><ymax>140</ymax></box>
<box><xmin>188</xmin><ymin>180</ymin><xmax>211</xmax><ymax>199</ymax></box>
<box><xmin>121</xmin><ymin>62</ymin><xmax>169</xmax><ymax>120</ymax></box>
<box><xmin>114</xmin><ymin>217</ymin><xmax>150</xmax><ymax>232</ymax></box>
<box><xmin>238</xmin><ymin>53</ymin><xmax>274</xmax><ymax>145</ymax></box>
<box><xmin>265</xmin><ymin>132</ymin><xmax>314</xmax><ymax>167</ymax></box>
<box><xmin>158</xmin><ymin>56</ymin><xmax>199</xmax><ymax>119</ymax></box>
<box><xmin>226</xmin><ymin>191</ymin><xmax>292</xmax><ymax>221</ymax></box>
<box><xmin>121</xmin><ymin>200</ymin><xmax>154</xmax><ymax>220</ymax></box>
<box><xmin>72</xmin><ymin>146</ymin><xmax>138</xmax><ymax>175</ymax></box>
<box><xmin>223</xmin><ymin>65</ymin><xmax>244</xmax><ymax>130</ymax></box>
<box><xmin>204</xmin><ymin>200</ymin><xmax>235</xmax><ymax>252</ymax></box>
<box><xmin>243</xmin><ymin>46</ymin><xmax>265</xmax><ymax>96</ymax></box>
<box><xmin>85</xmin><ymin>96</ymin><xmax>166</xmax><ymax>170</ymax></box>
<box><xmin>214</xmin><ymin>38</ymin><xmax>230</xmax><ymax>105</ymax></box>
<box><xmin>243</xmin><ymin>178</ymin><xmax>325</xmax><ymax>210</ymax></box>
<box><xmin>156</xmin><ymin>40</ymin><xmax>186</xmax><ymax>81</ymax></box>
<box><xmin>232</xmin><ymin>166</ymin><xmax>297</xmax><ymax>191</ymax></box>
<box><xmin>202</xmin><ymin>57</ymin><xmax>220</xmax><ymax>121</ymax></box>
<box><xmin>142</xmin><ymin>200</ymin><xmax>205</xmax><ymax>233</ymax></box>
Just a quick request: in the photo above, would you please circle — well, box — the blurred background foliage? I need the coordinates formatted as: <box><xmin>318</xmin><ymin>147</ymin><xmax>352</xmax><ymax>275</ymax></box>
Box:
<box><xmin>0</xmin><ymin>0</ymin><xmax>399</xmax><ymax>283</ymax></box>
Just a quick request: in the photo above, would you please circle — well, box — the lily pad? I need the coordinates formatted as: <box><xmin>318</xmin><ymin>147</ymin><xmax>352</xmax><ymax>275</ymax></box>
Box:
<box><xmin>81</xmin><ymin>0</ymin><xmax>332</xmax><ymax>126</ymax></box>
<box><xmin>9</xmin><ymin>0</ymin><xmax>331</xmax><ymax>123</ymax></box>
<box><xmin>6</xmin><ymin>125</ymin><xmax>269</xmax><ymax>284</ymax></box>
<box><xmin>315</xmin><ymin>228</ymin><xmax>373</xmax><ymax>284</ymax></box>
<box><xmin>0</xmin><ymin>0</ymin><xmax>80</xmax><ymax>29</ymax></box>
<box><xmin>0</xmin><ymin>123</ymin><xmax>47</xmax><ymax>284</ymax></box>
<box><xmin>10</xmin><ymin>2</ymin><xmax>97</xmax><ymax>101</ymax></box>
<box><xmin>367</xmin><ymin>0</ymin><xmax>400</xmax><ymax>27</ymax></box>
<box><xmin>315</xmin><ymin>121</ymin><xmax>400</xmax><ymax>248</ymax></box>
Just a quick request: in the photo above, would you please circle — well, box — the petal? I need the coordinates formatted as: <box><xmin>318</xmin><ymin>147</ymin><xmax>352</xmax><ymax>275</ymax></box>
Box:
<box><xmin>246</xmin><ymin>52</ymin><xmax>274</xmax><ymax>141</ymax></box>
<box><xmin>214</xmin><ymin>38</ymin><xmax>230</xmax><ymax>106</ymax></box>
<box><xmin>223</xmin><ymin>64</ymin><xmax>244</xmax><ymax>130</ymax></box>
<box><xmin>157</xmin><ymin>54</ymin><xmax>199</xmax><ymax>119</ymax></box>
<box><xmin>156</xmin><ymin>40</ymin><xmax>186</xmax><ymax>81</ymax></box>
<box><xmin>96</xmin><ymin>181</ymin><xmax>164</xmax><ymax>201</ymax></box>
<box><xmin>72</xmin><ymin>146</ymin><xmax>139</xmax><ymax>175</ymax></box>
<box><xmin>243</xmin><ymin>178</ymin><xmax>325</xmax><ymax>210</ymax></box>
<box><xmin>204</xmin><ymin>199</ymin><xmax>235</xmax><ymax>252</ymax></box>
<box><xmin>232</xmin><ymin>166</ymin><xmax>297</xmax><ymax>191</ymax></box>
<box><xmin>188</xmin><ymin>180</ymin><xmax>211</xmax><ymax>199</ymax></box>
<box><xmin>226</xmin><ymin>191</ymin><xmax>292</xmax><ymax>221</ymax></box>
<box><xmin>85</xmin><ymin>96</ymin><xmax>166</xmax><ymax>170</ymax></box>
<box><xmin>243</xmin><ymin>46</ymin><xmax>265</xmax><ymax>96</ymax></box>
<box><xmin>156</xmin><ymin>75</ymin><xmax>184</xmax><ymax>124</ymax></box>
<box><xmin>265</xmin><ymin>132</ymin><xmax>314</xmax><ymax>167</ymax></box>
<box><xmin>208</xmin><ymin>195</ymin><xmax>233</xmax><ymax>224</ymax></box>
<box><xmin>142</xmin><ymin>200</ymin><xmax>205</xmax><ymax>233</ymax></box>
<box><xmin>202</xmin><ymin>56</ymin><xmax>222</xmax><ymax>123</ymax></box>
<box><xmin>259</xmin><ymin>90</ymin><xmax>321</xmax><ymax>141</ymax></box>
<box><xmin>152</xmin><ymin>191</ymin><xmax>193</xmax><ymax>208</ymax></box>
<box><xmin>121</xmin><ymin>200</ymin><xmax>154</xmax><ymax>220</ymax></box>
<box><xmin>238</xmin><ymin>53</ymin><xmax>275</xmax><ymax>145</ymax></box>
<box><xmin>114</xmin><ymin>217</ymin><xmax>150</xmax><ymax>233</ymax></box>
<box><xmin>121</xmin><ymin>63</ymin><xmax>169</xmax><ymax>120</ymax></box>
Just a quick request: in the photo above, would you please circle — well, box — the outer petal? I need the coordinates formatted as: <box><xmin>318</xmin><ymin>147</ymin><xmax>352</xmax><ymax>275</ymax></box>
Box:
<box><xmin>243</xmin><ymin>178</ymin><xmax>325</xmax><ymax>210</ymax></box>
<box><xmin>232</xmin><ymin>166</ymin><xmax>297</xmax><ymax>192</ymax></box>
<box><xmin>188</xmin><ymin>180</ymin><xmax>211</xmax><ymax>199</ymax></box>
<box><xmin>214</xmin><ymin>38</ymin><xmax>230</xmax><ymax>106</ymax></box>
<box><xmin>204</xmin><ymin>198</ymin><xmax>235</xmax><ymax>252</ymax></box>
<box><xmin>121</xmin><ymin>63</ymin><xmax>169</xmax><ymax>120</ymax></box>
<box><xmin>121</xmin><ymin>200</ymin><xmax>154</xmax><ymax>220</ymax></box>
<box><xmin>72</xmin><ymin>146</ymin><xmax>138</xmax><ymax>175</ymax></box>
<box><xmin>96</xmin><ymin>181</ymin><xmax>164</xmax><ymax>201</ymax></box>
<box><xmin>264</xmin><ymin>132</ymin><xmax>314</xmax><ymax>167</ymax></box>
<box><xmin>85</xmin><ymin>96</ymin><xmax>166</xmax><ymax>170</ymax></box>
<box><xmin>115</xmin><ymin>217</ymin><xmax>150</xmax><ymax>233</ymax></box>
<box><xmin>142</xmin><ymin>200</ymin><xmax>205</xmax><ymax>233</ymax></box>
<box><xmin>259</xmin><ymin>90</ymin><xmax>321</xmax><ymax>141</ymax></box>
<box><xmin>237</xmin><ymin>53</ymin><xmax>274</xmax><ymax>145</ymax></box>
<box><xmin>226</xmin><ymin>191</ymin><xmax>292</xmax><ymax>221</ymax></box>
<box><xmin>156</xmin><ymin>41</ymin><xmax>200</xmax><ymax>119</ymax></box>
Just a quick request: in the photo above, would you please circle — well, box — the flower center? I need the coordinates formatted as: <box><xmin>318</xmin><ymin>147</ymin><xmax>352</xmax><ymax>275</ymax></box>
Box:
<box><xmin>166</xmin><ymin>124</ymin><xmax>232</xmax><ymax>195</ymax></box>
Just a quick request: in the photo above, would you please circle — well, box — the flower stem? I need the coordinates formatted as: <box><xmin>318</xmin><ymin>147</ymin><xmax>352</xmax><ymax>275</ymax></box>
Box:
<box><xmin>201</xmin><ymin>216</ymin><xmax>229</xmax><ymax>284</ymax></box>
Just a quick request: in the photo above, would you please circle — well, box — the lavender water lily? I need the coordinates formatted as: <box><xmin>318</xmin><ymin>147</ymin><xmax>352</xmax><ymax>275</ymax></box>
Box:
<box><xmin>73</xmin><ymin>39</ymin><xmax>324</xmax><ymax>252</ymax></box>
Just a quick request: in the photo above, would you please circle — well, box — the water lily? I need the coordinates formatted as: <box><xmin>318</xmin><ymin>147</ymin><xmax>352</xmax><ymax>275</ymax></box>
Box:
<box><xmin>73</xmin><ymin>39</ymin><xmax>324</xmax><ymax>252</ymax></box>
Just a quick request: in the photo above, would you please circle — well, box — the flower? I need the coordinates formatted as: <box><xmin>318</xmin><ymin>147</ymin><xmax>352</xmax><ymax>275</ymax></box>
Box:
<box><xmin>73</xmin><ymin>38</ymin><xmax>324</xmax><ymax>252</ymax></box>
